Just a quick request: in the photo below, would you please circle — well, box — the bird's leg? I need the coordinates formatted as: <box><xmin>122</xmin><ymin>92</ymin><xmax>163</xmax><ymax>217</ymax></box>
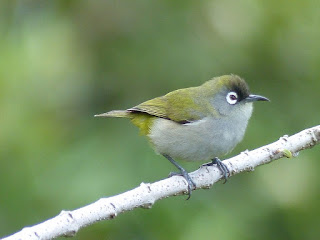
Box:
<box><xmin>202</xmin><ymin>157</ymin><xmax>230</xmax><ymax>184</ymax></box>
<box><xmin>163</xmin><ymin>154</ymin><xmax>196</xmax><ymax>200</ymax></box>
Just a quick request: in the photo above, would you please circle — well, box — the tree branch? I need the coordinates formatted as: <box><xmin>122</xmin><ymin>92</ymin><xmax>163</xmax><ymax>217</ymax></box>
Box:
<box><xmin>2</xmin><ymin>125</ymin><xmax>320</xmax><ymax>240</ymax></box>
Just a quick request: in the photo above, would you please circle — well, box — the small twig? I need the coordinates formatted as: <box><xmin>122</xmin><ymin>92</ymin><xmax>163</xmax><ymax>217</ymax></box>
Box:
<box><xmin>2</xmin><ymin>125</ymin><xmax>320</xmax><ymax>240</ymax></box>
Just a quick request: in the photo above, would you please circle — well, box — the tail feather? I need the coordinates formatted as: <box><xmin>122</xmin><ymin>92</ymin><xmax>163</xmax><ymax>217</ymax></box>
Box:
<box><xmin>94</xmin><ymin>110</ymin><xmax>130</xmax><ymax>118</ymax></box>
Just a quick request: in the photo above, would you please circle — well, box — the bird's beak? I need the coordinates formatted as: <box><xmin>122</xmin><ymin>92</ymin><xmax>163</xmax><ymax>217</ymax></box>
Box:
<box><xmin>245</xmin><ymin>94</ymin><xmax>270</xmax><ymax>102</ymax></box>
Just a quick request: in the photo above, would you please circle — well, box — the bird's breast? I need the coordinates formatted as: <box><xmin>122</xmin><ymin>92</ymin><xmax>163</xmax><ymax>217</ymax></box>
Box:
<box><xmin>148</xmin><ymin>106</ymin><xmax>252</xmax><ymax>161</ymax></box>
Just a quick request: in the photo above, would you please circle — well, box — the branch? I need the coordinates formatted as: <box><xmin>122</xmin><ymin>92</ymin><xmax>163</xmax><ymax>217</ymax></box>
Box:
<box><xmin>2</xmin><ymin>125</ymin><xmax>320</xmax><ymax>240</ymax></box>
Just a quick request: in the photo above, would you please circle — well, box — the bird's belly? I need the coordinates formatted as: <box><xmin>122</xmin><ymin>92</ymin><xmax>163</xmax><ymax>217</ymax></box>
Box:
<box><xmin>148</xmin><ymin>117</ymin><xmax>247</xmax><ymax>162</ymax></box>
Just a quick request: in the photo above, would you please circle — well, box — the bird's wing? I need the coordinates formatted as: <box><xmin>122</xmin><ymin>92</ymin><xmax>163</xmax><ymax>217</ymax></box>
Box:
<box><xmin>128</xmin><ymin>88</ymin><xmax>205</xmax><ymax>124</ymax></box>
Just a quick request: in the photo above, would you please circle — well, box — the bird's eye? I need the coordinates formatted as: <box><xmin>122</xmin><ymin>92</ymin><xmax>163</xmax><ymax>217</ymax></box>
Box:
<box><xmin>226</xmin><ymin>92</ymin><xmax>238</xmax><ymax>105</ymax></box>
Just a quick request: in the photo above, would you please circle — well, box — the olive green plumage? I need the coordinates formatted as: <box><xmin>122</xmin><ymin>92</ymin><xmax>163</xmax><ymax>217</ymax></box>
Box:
<box><xmin>96</xmin><ymin>74</ymin><xmax>249</xmax><ymax>134</ymax></box>
<box><xmin>95</xmin><ymin>74</ymin><xmax>269</xmax><ymax>198</ymax></box>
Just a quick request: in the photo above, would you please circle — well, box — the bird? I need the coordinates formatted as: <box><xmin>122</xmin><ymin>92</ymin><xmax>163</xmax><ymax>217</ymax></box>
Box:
<box><xmin>95</xmin><ymin>74</ymin><xmax>269</xmax><ymax>199</ymax></box>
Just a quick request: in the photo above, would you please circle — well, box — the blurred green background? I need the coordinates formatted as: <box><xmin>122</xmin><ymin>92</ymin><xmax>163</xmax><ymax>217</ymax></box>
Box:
<box><xmin>1</xmin><ymin>0</ymin><xmax>320</xmax><ymax>239</ymax></box>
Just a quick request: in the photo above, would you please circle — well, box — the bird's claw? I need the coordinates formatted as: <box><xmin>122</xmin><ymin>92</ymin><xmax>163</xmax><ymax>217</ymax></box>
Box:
<box><xmin>202</xmin><ymin>157</ymin><xmax>230</xmax><ymax>183</ymax></box>
<box><xmin>168</xmin><ymin>170</ymin><xmax>196</xmax><ymax>200</ymax></box>
<box><xmin>163</xmin><ymin>154</ymin><xmax>196</xmax><ymax>200</ymax></box>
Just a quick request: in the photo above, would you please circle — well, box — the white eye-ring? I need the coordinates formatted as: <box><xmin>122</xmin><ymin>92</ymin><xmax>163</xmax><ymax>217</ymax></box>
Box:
<box><xmin>226</xmin><ymin>92</ymin><xmax>238</xmax><ymax>105</ymax></box>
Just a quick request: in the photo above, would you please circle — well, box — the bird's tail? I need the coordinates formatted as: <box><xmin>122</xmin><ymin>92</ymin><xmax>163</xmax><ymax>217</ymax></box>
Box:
<box><xmin>94</xmin><ymin>110</ymin><xmax>131</xmax><ymax>118</ymax></box>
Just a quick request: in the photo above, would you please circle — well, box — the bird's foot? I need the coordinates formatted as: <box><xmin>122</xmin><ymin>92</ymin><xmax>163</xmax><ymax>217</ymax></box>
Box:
<box><xmin>168</xmin><ymin>171</ymin><xmax>179</xmax><ymax>178</ymax></box>
<box><xmin>163</xmin><ymin>154</ymin><xmax>196</xmax><ymax>200</ymax></box>
<box><xmin>202</xmin><ymin>157</ymin><xmax>230</xmax><ymax>183</ymax></box>
<box><xmin>168</xmin><ymin>170</ymin><xmax>196</xmax><ymax>200</ymax></box>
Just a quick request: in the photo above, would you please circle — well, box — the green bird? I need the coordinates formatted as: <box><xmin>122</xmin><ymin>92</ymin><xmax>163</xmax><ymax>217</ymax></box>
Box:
<box><xmin>95</xmin><ymin>75</ymin><xmax>269</xmax><ymax>199</ymax></box>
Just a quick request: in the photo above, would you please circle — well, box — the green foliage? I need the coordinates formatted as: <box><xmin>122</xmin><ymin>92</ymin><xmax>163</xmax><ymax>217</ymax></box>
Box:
<box><xmin>1</xmin><ymin>0</ymin><xmax>320</xmax><ymax>239</ymax></box>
